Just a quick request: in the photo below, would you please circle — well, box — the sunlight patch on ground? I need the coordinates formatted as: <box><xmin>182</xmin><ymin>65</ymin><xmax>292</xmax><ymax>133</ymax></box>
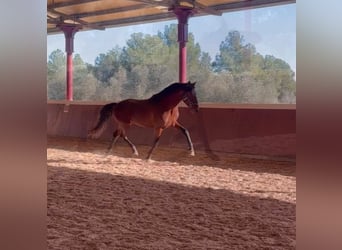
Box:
<box><xmin>48</xmin><ymin>148</ymin><xmax>295</xmax><ymax>203</ymax></box>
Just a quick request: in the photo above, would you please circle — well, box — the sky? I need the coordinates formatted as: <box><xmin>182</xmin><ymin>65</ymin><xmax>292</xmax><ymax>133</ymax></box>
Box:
<box><xmin>47</xmin><ymin>3</ymin><xmax>296</xmax><ymax>74</ymax></box>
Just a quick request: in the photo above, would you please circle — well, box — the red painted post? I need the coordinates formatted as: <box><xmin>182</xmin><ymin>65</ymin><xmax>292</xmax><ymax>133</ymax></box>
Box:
<box><xmin>66</xmin><ymin>52</ymin><xmax>73</xmax><ymax>100</ymax></box>
<box><xmin>59</xmin><ymin>25</ymin><xmax>80</xmax><ymax>101</ymax></box>
<box><xmin>174</xmin><ymin>8</ymin><xmax>194</xmax><ymax>83</ymax></box>
<box><xmin>179</xmin><ymin>42</ymin><xmax>187</xmax><ymax>83</ymax></box>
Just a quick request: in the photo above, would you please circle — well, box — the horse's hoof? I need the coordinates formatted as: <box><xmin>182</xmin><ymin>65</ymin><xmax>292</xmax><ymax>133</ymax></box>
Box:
<box><xmin>133</xmin><ymin>151</ymin><xmax>139</xmax><ymax>156</ymax></box>
<box><xmin>146</xmin><ymin>158</ymin><xmax>153</xmax><ymax>163</ymax></box>
<box><xmin>190</xmin><ymin>151</ymin><xmax>195</xmax><ymax>156</ymax></box>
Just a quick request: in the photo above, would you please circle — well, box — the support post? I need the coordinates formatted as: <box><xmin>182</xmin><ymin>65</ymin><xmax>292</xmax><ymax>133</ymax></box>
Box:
<box><xmin>59</xmin><ymin>25</ymin><xmax>80</xmax><ymax>101</ymax></box>
<box><xmin>174</xmin><ymin>7</ymin><xmax>194</xmax><ymax>83</ymax></box>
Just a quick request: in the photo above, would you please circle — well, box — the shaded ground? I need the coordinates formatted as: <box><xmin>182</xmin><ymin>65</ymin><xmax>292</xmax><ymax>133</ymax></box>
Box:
<box><xmin>47</xmin><ymin>136</ymin><xmax>296</xmax><ymax>249</ymax></box>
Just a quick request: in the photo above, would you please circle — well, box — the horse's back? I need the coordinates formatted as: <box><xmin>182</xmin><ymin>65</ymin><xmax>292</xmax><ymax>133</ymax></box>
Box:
<box><xmin>113</xmin><ymin>97</ymin><xmax>181</xmax><ymax>129</ymax></box>
<box><xmin>113</xmin><ymin>99</ymin><xmax>156</xmax><ymax>127</ymax></box>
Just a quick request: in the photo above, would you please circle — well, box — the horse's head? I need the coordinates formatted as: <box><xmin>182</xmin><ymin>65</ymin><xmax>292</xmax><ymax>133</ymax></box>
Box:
<box><xmin>182</xmin><ymin>81</ymin><xmax>199</xmax><ymax>112</ymax></box>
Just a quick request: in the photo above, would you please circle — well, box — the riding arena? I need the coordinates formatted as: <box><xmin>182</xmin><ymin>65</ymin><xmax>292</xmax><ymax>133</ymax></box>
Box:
<box><xmin>47</xmin><ymin>82</ymin><xmax>296</xmax><ymax>249</ymax></box>
<box><xmin>47</xmin><ymin>0</ymin><xmax>296</xmax><ymax>248</ymax></box>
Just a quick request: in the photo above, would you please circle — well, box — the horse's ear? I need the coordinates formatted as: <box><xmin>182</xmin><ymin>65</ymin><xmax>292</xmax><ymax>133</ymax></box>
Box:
<box><xmin>191</xmin><ymin>81</ymin><xmax>196</xmax><ymax>86</ymax></box>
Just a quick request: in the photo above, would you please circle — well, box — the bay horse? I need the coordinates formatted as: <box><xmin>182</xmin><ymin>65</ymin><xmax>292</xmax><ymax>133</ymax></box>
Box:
<box><xmin>88</xmin><ymin>81</ymin><xmax>199</xmax><ymax>160</ymax></box>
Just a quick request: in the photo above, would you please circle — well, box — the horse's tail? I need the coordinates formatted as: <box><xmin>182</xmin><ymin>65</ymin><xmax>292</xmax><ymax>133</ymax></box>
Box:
<box><xmin>87</xmin><ymin>102</ymin><xmax>117</xmax><ymax>139</ymax></box>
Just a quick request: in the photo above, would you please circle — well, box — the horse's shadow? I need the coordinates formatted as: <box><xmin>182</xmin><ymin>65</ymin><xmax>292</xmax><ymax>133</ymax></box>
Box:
<box><xmin>47</xmin><ymin>165</ymin><xmax>296</xmax><ymax>249</ymax></box>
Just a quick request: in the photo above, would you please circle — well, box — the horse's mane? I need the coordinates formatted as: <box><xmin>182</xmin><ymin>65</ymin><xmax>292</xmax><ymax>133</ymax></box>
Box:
<box><xmin>150</xmin><ymin>82</ymin><xmax>190</xmax><ymax>101</ymax></box>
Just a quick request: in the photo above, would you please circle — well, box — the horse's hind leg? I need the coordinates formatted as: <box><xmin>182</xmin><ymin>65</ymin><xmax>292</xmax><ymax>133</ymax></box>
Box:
<box><xmin>107</xmin><ymin>129</ymin><xmax>139</xmax><ymax>156</ymax></box>
<box><xmin>123</xmin><ymin>136</ymin><xmax>139</xmax><ymax>156</ymax></box>
<box><xmin>175</xmin><ymin>122</ymin><xmax>195</xmax><ymax>156</ymax></box>
<box><xmin>107</xmin><ymin>130</ymin><xmax>120</xmax><ymax>153</ymax></box>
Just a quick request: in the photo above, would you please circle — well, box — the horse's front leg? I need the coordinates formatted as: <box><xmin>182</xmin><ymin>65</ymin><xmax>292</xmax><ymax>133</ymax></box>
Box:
<box><xmin>147</xmin><ymin>128</ymin><xmax>163</xmax><ymax>160</ymax></box>
<box><xmin>175</xmin><ymin>122</ymin><xmax>195</xmax><ymax>156</ymax></box>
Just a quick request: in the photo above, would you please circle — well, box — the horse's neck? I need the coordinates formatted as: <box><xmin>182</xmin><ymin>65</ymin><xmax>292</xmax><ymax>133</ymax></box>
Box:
<box><xmin>151</xmin><ymin>91</ymin><xmax>183</xmax><ymax>110</ymax></box>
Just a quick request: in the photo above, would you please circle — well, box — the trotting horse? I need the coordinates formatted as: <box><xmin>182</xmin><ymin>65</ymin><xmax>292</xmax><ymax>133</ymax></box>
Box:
<box><xmin>88</xmin><ymin>81</ymin><xmax>199</xmax><ymax>160</ymax></box>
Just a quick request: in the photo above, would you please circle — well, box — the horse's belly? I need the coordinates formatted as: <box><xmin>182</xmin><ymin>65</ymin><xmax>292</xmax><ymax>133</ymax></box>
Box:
<box><xmin>131</xmin><ymin>116</ymin><xmax>156</xmax><ymax>128</ymax></box>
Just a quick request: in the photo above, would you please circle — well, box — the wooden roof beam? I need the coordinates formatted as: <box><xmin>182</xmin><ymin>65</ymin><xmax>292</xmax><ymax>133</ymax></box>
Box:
<box><xmin>48</xmin><ymin>8</ymin><xmax>105</xmax><ymax>30</ymax></box>
<box><xmin>213</xmin><ymin>0</ymin><xmax>296</xmax><ymax>13</ymax></box>
<box><xmin>48</xmin><ymin>0</ymin><xmax>101</xmax><ymax>9</ymax></box>
<box><xmin>92</xmin><ymin>11</ymin><xmax>175</xmax><ymax>28</ymax></box>
<box><xmin>181</xmin><ymin>0</ymin><xmax>222</xmax><ymax>16</ymax></box>
<box><xmin>131</xmin><ymin>0</ymin><xmax>222</xmax><ymax>16</ymax></box>
<box><xmin>74</xmin><ymin>3</ymin><xmax>149</xmax><ymax>19</ymax></box>
<box><xmin>129</xmin><ymin>0</ymin><xmax>172</xmax><ymax>8</ymax></box>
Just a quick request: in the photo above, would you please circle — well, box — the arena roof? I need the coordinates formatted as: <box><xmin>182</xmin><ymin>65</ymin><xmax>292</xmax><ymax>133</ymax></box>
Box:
<box><xmin>47</xmin><ymin>0</ymin><xmax>295</xmax><ymax>34</ymax></box>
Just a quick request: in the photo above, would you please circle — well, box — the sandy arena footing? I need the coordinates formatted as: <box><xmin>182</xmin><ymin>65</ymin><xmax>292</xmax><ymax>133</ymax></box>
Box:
<box><xmin>47</xmin><ymin>136</ymin><xmax>296</xmax><ymax>249</ymax></box>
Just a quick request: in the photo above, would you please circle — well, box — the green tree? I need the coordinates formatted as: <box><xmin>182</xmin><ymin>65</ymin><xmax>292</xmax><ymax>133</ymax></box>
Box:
<box><xmin>157</xmin><ymin>24</ymin><xmax>213</xmax><ymax>100</ymax></box>
<box><xmin>213</xmin><ymin>30</ymin><xmax>256</xmax><ymax>74</ymax></box>
<box><xmin>158</xmin><ymin>24</ymin><xmax>179</xmax><ymax>76</ymax></box>
<box><xmin>91</xmin><ymin>47</ymin><xmax>122</xmax><ymax>85</ymax></box>
<box><xmin>121</xmin><ymin>31</ymin><xmax>177</xmax><ymax>98</ymax></box>
<box><xmin>262</xmin><ymin>55</ymin><xmax>296</xmax><ymax>103</ymax></box>
<box><xmin>123</xmin><ymin>33</ymin><xmax>168</xmax><ymax>68</ymax></box>
<box><xmin>47</xmin><ymin>27</ymin><xmax>295</xmax><ymax>104</ymax></box>
<box><xmin>47</xmin><ymin>49</ymin><xmax>65</xmax><ymax>75</ymax></box>
<box><xmin>94</xmin><ymin>66</ymin><xmax>128</xmax><ymax>101</ymax></box>
<box><xmin>73</xmin><ymin>54</ymin><xmax>97</xmax><ymax>100</ymax></box>
<box><xmin>212</xmin><ymin>30</ymin><xmax>296</xmax><ymax>103</ymax></box>
<box><xmin>47</xmin><ymin>49</ymin><xmax>66</xmax><ymax>100</ymax></box>
<box><xmin>158</xmin><ymin>24</ymin><xmax>178</xmax><ymax>47</ymax></box>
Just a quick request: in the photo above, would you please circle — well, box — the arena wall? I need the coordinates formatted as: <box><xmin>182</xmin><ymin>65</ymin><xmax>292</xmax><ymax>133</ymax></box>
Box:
<box><xmin>47</xmin><ymin>102</ymin><xmax>296</xmax><ymax>160</ymax></box>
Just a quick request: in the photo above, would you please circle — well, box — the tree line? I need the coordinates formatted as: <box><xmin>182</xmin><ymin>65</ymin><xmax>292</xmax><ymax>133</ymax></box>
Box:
<box><xmin>47</xmin><ymin>24</ymin><xmax>296</xmax><ymax>104</ymax></box>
